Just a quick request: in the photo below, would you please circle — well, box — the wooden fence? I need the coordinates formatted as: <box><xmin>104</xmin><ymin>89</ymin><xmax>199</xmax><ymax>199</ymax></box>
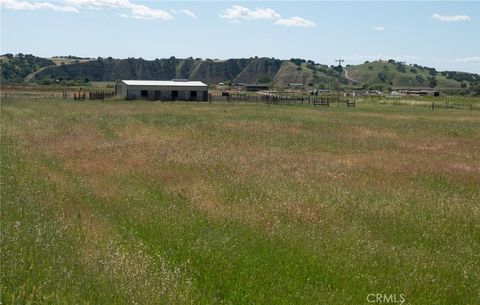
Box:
<box><xmin>374</xmin><ymin>98</ymin><xmax>478</xmax><ymax>111</ymax></box>
<box><xmin>88</xmin><ymin>91</ymin><xmax>114</xmax><ymax>101</ymax></box>
<box><xmin>1</xmin><ymin>90</ymin><xmax>477</xmax><ymax>111</ymax></box>
<box><xmin>209</xmin><ymin>94</ymin><xmax>347</xmax><ymax>105</ymax></box>
<box><xmin>2</xmin><ymin>92</ymin><xmax>62</xmax><ymax>99</ymax></box>
<box><xmin>73</xmin><ymin>93</ymin><xmax>86</xmax><ymax>101</ymax></box>
<box><xmin>312</xmin><ymin>96</ymin><xmax>355</xmax><ymax>108</ymax></box>
<box><xmin>1</xmin><ymin>90</ymin><xmax>114</xmax><ymax>101</ymax></box>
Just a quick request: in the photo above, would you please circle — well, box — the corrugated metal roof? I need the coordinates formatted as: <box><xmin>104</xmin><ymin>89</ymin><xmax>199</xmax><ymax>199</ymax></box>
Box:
<box><xmin>121</xmin><ymin>80</ymin><xmax>207</xmax><ymax>87</ymax></box>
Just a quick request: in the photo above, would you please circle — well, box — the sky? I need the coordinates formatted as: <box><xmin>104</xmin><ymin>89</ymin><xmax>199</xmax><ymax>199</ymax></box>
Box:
<box><xmin>1</xmin><ymin>0</ymin><xmax>479</xmax><ymax>73</ymax></box>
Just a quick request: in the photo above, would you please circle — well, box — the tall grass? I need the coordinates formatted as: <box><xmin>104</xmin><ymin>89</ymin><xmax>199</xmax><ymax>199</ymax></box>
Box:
<box><xmin>2</xmin><ymin>99</ymin><xmax>479</xmax><ymax>304</ymax></box>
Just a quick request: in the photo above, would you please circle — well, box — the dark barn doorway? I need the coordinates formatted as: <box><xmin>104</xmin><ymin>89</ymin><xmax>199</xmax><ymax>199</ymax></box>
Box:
<box><xmin>190</xmin><ymin>91</ymin><xmax>197</xmax><ymax>100</ymax></box>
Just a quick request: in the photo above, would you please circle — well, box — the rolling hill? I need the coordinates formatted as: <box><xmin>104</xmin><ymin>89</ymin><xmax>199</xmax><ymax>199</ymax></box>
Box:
<box><xmin>27</xmin><ymin>57</ymin><xmax>345</xmax><ymax>87</ymax></box>
<box><xmin>0</xmin><ymin>54</ymin><xmax>55</xmax><ymax>83</ymax></box>
<box><xmin>344</xmin><ymin>60</ymin><xmax>478</xmax><ymax>90</ymax></box>
<box><xmin>1</xmin><ymin>54</ymin><xmax>479</xmax><ymax>93</ymax></box>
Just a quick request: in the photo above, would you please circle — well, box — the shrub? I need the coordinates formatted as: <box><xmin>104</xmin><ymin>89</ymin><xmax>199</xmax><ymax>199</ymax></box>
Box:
<box><xmin>378</xmin><ymin>71</ymin><xmax>388</xmax><ymax>83</ymax></box>
<box><xmin>257</xmin><ymin>76</ymin><xmax>272</xmax><ymax>84</ymax></box>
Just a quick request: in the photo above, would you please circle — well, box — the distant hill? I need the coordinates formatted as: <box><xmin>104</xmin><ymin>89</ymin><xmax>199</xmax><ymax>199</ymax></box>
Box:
<box><xmin>1</xmin><ymin>53</ymin><xmax>54</xmax><ymax>83</ymax></box>
<box><xmin>27</xmin><ymin>56</ymin><xmax>345</xmax><ymax>87</ymax></box>
<box><xmin>1</xmin><ymin>54</ymin><xmax>479</xmax><ymax>94</ymax></box>
<box><xmin>345</xmin><ymin>60</ymin><xmax>479</xmax><ymax>90</ymax></box>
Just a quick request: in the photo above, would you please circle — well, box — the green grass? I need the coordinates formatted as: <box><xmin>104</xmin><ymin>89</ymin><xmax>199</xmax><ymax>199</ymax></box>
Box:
<box><xmin>1</xmin><ymin>99</ymin><xmax>480</xmax><ymax>304</ymax></box>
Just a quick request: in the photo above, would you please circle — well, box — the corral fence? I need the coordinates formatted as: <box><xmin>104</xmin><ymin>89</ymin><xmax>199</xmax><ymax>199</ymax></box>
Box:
<box><xmin>208</xmin><ymin>93</ymin><xmax>480</xmax><ymax>111</ymax></box>
<box><xmin>2</xmin><ymin>92</ymin><xmax>64</xmax><ymax>100</ymax></box>
<box><xmin>313</xmin><ymin>96</ymin><xmax>355</xmax><ymax>108</ymax></box>
<box><xmin>208</xmin><ymin>93</ymin><xmax>356</xmax><ymax>107</ymax></box>
<box><xmin>88</xmin><ymin>91</ymin><xmax>114</xmax><ymax>101</ymax></box>
<box><xmin>74</xmin><ymin>92</ymin><xmax>86</xmax><ymax>101</ymax></box>
<box><xmin>2</xmin><ymin>90</ymin><xmax>478</xmax><ymax>111</ymax></box>
<box><xmin>375</xmin><ymin>96</ymin><xmax>479</xmax><ymax>111</ymax></box>
<box><xmin>1</xmin><ymin>90</ymin><xmax>115</xmax><ymax>101</ymax></box>
<box><xmin>209</xmin><ymin>93</ymin><xmax>313</xmax><ymax>104</ymax></box>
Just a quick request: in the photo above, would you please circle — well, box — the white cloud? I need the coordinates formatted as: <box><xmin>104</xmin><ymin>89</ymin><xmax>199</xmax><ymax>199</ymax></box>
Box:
<box><xmin>65</xmin><ymin>0</ymin><xmax>131</xmax><ymax>9</ymax></box>
<box><xmin>220</xmin><ymin>5</ymin><xmax>280</xmax><ymax>20</ymax></box>
<box><xmin>171</xmin><ymin>8</ymin><xmax>197</xmax><ymax>19</ymax></box>
<box><xmin>219</xmin><ymin>5</ymin><xmax>314</xmax><ymax>29</ymax></box>
<box><xmin>372</xmin><ymin>26</ymin><xmax>386</xmax><ymax>31</ymax></box>
<box><xmin>66</xmin><ymin>0</ymin><xmax>172</xmax><ymax>20</ymax></box>
<box><xmin>451</xmin><ymin>56</ymin><xmax>480</xmax><ymax>64</ymax></box>
<box><xmin>129</xmin><ymin>4</ymin><xmax>172</xmax><ymax>20</ymax></box>
<box><xmin>432</xmin><ymin>13</ymin><xmax>471</xmax><ymax>22</ymax></box>
<box><xmin>0</xmin><ymin>0</ymin><xmax>78</xmax><ymax>12</ymax></box>
<box><xmin>274</xmin><ymin>16</ymin><xmax>316</xmax><ymax>28</ymax></box>
<box><xmin>180</xmin><ymin>9</ymin><xmax>196</xmax><ymax>19</ymax></box>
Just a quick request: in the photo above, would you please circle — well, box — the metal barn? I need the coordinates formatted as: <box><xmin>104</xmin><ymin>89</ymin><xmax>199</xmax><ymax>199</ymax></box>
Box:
<box><xmin>115</xmin><ymin>80</ymin><xmax>208</xmax><ymax>101</ymax></box>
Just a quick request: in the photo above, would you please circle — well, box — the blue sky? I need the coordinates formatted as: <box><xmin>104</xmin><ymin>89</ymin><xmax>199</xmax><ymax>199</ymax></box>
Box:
<box><xmin>1</xmin><ymin>0</ymin><xmax>479</xmax><ymax>73</ymax></box>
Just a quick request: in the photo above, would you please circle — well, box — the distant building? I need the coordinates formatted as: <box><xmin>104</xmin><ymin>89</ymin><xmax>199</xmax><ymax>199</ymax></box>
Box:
<box><xmin>288</xmin><ymin>83</ymin><xmax>304</xmax><ymax>88</ymax></box>
<box><xmin>238</xmin><ymin>83</ymin><xmax>270</xmax><ymax>91</ymax></box>
<box><xmin>115</xmin><ymin>80</ymin><xmax>208</xmax><ymax>101</ymax></box>
<box><xmin>344</xmin><ymin>90</ymin><xmax>366</xmax><ymax>97</ymax></box>
<box><xmin>398</xmin><ymin>89</ymin><xmax>440</xmax><ymax>97</ymax></box>
<box><xmin>388</xmin><ymin>90</ymin><xmax>401</xmax><ymax>98</ymax></box>
<box><xmin>368</xmin><ymin>90</ymin><xmax>383</xmax><ymax>96</ymax></box>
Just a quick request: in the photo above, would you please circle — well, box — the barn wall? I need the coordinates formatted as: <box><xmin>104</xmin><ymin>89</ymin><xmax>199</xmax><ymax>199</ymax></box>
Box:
<box><xmin>121</xmin><ymin>85</ymin><xmax>208</xmax><ymax>101</ymax></box>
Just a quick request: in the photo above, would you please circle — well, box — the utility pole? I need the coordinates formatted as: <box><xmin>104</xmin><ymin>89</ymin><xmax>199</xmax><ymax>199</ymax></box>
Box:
<box><xmin>334</xmin><ymin>59</ymin><xmax>344</xmax><ymax>100</ymax></box>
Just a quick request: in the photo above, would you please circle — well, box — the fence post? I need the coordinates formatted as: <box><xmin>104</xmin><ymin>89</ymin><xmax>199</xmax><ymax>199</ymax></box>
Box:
<box><xmin>432</xmin><ymin>101</ymin><xmax>435</xmax><ymax>110</ymax></box>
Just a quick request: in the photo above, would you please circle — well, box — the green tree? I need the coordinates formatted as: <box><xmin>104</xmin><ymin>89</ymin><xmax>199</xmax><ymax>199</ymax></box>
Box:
<box><xmin>378</xmin><ymin>71</ymin><xmax>388</xmax><ymax>83</ymax></box>
<box><xmin>257</xmin><ymin>76</ymin><xmax>272</xmax><ymax>84</ymax></box>
<box><xmin>416</xmin><ymin>75</ymin><xmax>424</xmax><ymax>84</ymax></box>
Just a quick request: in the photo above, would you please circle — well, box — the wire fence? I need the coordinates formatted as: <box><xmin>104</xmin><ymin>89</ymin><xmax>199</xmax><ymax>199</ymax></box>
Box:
<box><xmin>2</xmin><ymin>91</ymin><xmax>479</xmax><ymax>111</ymax></box>
<box><xmin>208</xmin><ymin>94</ymin><xmax>479</xmax><ymax>110</ymax></box>
<box><xmin>366</xmin><ymin>97</ymin><xmax>479</xmax><ymax>111</ymax></box>
<box><xmin>2</xmin><ymin>91</ymin><xmax>114</xmax><ymax>101</ymax></box>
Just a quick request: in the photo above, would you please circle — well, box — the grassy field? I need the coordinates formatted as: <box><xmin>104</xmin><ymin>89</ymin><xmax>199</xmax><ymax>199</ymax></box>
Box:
<box><xmin>1</xmin><ymin>99</ymin><xmax>479</xmax><ymax>305</ymax></box>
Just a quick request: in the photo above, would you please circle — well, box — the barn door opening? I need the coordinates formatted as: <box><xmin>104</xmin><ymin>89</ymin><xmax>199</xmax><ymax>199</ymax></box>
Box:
<box><xmin>190</xmin><ymin>91</ymin><xmax>197</xmax><ymax>101</ymax></box>
<box><xmin>172</xmin><ymin>90</ymin><xmax>178</xmax><ymax>101</ymax></box>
